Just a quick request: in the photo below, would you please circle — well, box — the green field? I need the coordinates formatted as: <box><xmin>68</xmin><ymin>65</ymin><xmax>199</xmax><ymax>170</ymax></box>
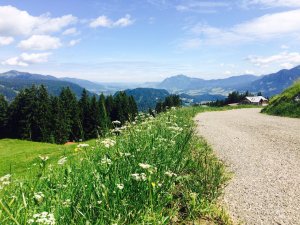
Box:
<box><xmin>0</xmin><ymin>106</ymin><xmax>236</xmax><ymax>224</ymax></box>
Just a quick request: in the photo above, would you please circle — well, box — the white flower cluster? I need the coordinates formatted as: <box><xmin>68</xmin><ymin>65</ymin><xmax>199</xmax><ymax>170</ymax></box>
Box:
<box><xmin>116</xmin><ymin>183</ymin><xmax>124</xmax><ymax>190</ymax></box>
<box><xmin>77</xmin><ymin>143</ymin><xmax>89</xmax><ymax>148</ymax></box>
<box><xmin>39</xmin><ymin>155</ymin><xmax>49</xmax><ymax>161</ymax></box>
<box><xmin>139</xmin><ymin>163</ymin><xmax>157</xmax><ymax>174</ymax></box>
<box><xmin>168</xmin><ymin>126</ymin><xmax>183</xmax><ymax>132</ymax></box>
<box><xmin>165</xmin><ymin>171</ymin><xmax>177</xmax><ymax>177</ymax></box>
<box><xmin>101</xmin><ymin>138</ymin><xmax>116</xmax><ymax>148</ymax></box>
<box><xmin>120</xmin><ymin>152</ymin><xmax>131</xmax><ymax>157</ymax></box>
<box><xmin>34</xmin><ymin>192</ymin><xmax>45</xmax><ymax>204</ymax></box>
<box><xmin>57</xmin><ymin>157</ymin><xmax>67</xmax><ymax>165</ymax></box>
<box><xmin>28</xmin><ymin>212</ymin><xmax>55</xmax><ymax>225</ymax></box>
<box><xmin>101</xmin><ymin>156</ymin><xmax>112</xmax><ymax>165</ymax></box>
<box><xmin>131</xmin><ymin>173</ymin><xmax>147</xmax><ymax>181</ymax></box>
<box><xmin>112</xmin><ymin>120</ymin><xmax>121</xmax><ymax>125</ymax></box>
<box><xmin>0</xmin><ymin>174</ymin><xmax>11</xmax><ymax>190</ymax></box>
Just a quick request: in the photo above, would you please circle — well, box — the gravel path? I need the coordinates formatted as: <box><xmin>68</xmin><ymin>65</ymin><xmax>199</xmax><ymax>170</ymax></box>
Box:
<box><xmin>195</xmin><ymin>108</ymin><xmax>300</xmax><ymax>225</ymax></box>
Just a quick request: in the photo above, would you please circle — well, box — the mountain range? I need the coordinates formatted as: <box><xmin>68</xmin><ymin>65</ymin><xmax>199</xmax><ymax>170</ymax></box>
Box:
<box><xmin>1</xmin><ymin>65</ymin><xmax>300</xmax><ymax>107</ymax></box>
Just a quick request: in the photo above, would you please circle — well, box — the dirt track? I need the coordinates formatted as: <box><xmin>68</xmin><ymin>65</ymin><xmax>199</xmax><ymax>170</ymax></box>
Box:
<box><xmin>195</xmin><ymin>108</ymin><xmax>300</xmax><ymax>225</ymax></box>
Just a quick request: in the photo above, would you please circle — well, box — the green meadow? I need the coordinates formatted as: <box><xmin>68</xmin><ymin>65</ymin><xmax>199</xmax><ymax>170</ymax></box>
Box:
<box><xmin>0</xmin><ymin>106</ymin><xmax>235</xmax><ymax>224</ymax></box>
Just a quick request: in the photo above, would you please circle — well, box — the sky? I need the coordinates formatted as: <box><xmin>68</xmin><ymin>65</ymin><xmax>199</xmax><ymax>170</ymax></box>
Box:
<box><xmin>1</xmin><ymin>0</ymin><xmax>300</xmax><ymax>82</ymax></box>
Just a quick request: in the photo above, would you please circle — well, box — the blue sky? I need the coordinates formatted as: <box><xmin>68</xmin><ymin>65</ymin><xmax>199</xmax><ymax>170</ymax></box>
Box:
<box><xmin>1</xmin><ymin>0</ymin><xmax>300</xmax><ymax>82</ymax></box>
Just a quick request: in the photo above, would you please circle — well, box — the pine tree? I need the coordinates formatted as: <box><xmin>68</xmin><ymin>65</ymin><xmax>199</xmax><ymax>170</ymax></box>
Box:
<box><xmin>128</xmin><ymin>95</ymin><xmax>138</xmax><ymax>121</ymax></box>
<box><xmin>59</xmin><ymin>87</ymin><xmax>82</xmax><ymax>141</ymax></box>
<box><xmin>89</xmin><ymin>95</ymin><xmax>101</xmax><ymax>138</ymax></box>
<box><xmin>31</xmin><ymin>85</ymin><xmax>51</xmax><ymax>142</ymax></box>
<box><xmin>0</xmin><ymin>95</ymin><xmax>8</xmax><ymax>138</ymax></box>
<box><xmin>79</xmin><ymin>89</ymin><xmax>92</xmax><ymax>140</ymax></box>
<box><xmin>50</xmin><ymin>96</ymin><xmax>70</xmax><ymax>144</ymax></box>
<box><xmin>98</xmin><ymin>94</ymin><xmax>109</xmax><ymax>135</ymax></box>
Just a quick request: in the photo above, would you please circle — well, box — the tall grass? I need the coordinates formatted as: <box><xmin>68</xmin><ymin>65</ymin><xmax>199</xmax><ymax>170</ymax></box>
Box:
<box><xmin>0</xmin><ymin>107</ymin><xmax>230</xmax><ymax>224</ymax></box>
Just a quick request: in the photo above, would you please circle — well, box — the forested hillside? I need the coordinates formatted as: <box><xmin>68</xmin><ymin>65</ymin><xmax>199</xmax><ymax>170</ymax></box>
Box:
<box><xmin>0</xmin><ymin>86</ymin><xmax>138</xmax><ymax>144</ymax></box>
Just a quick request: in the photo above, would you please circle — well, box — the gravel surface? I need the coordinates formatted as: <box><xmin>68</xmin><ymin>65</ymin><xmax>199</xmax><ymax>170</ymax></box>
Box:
<box><xmin>195</xmin><ymin>108</ymin><xmax>300</xmax><ymax>225</ymax></box>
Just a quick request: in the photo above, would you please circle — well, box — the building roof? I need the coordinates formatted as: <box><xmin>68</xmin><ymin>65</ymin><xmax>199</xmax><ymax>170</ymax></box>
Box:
<box><xmin>245</xmin><ymin>96</ymin><xmax>268</xmax><ymax>103</ymax></box>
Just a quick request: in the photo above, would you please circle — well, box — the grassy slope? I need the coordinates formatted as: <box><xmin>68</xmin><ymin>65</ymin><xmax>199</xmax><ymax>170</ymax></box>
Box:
<box><xmin>262</xmin><ymin>81</ymin><xmax>300</xmax><ymax>118</ymax></box>
<box><xmin>0</xmin><ymin>139</ymin><xmax>98</xmax><ymax>177</ymax></box>
<box><xmin>0</xmin><ymin>106</ymin><xmax>257</xmax><ymax>224</ymax></box>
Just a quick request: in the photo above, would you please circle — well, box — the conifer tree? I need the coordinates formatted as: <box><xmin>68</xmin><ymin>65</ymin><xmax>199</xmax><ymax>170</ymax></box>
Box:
<box><xmin>89</xmin><ymin>95</ymin><xmax>101</xmax><ymax>138</ymax></box>
<box><xmin>0</xmin><ymin>95</ymin><xmax>8</xmax><ymax>138</ymax></box>
<box><xmin>50</xmin><ymin>96</ymin><xmax>70</xmax><ymax>144</ymax></box>
<box><xmin>79</xmin><ymin>89</ymin><xmax>92</xmax><ymax>140</ymax></box>
<box><xmin>32</xmin><ymin>85</ymin><xmax>51</xmax><ymax>142</ymax></box>
<box><xmin>59</xmin><ymin>87</ymin><xmax>82</xmax><ymax>141</ymax></box>
<box><xmin>98</xmin><ymin>93</ymin><xmax>109</xmax><ymax>135</ymax></box>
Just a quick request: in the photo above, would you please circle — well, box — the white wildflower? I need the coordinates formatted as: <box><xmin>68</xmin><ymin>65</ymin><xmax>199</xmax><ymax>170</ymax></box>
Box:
<box><xmin>131</xmin><ymin>173</ymin><xmax>147</xmax><ymax>181</ymax></box>
<box><xmin>62</xmin><ymin>199</ymin><xmax>71</xmax><ymax>207</ymax></box>
<box><xmin>39</xmin><ymin>155</ymin><xmax>49</xmax><ymax>161</ymax></box>
<box><xmin>138</xmin><ymin>163</ymin><xmax>151</xmax><ymax>169</ymax></box>
<box><xmin>116</xmin><ymin>183</ymin><xmax>124</xmax><ymax>190</ymax></box>
<box><xmin>112</xmin><ymin>120</ymin><xmax>121</xmax><ymax>125</ymax></box>
<box><xmin>101</xmin><ymin>156</ymin><xmax>112</xmax><ymax>165</ymax></box>
<box><xmin>34</xmin><ymin>192</ymin><xmax>45</xmax><ymax>204</ymax></box>
<box><xmin>101</xmin><ymin>138</ymin><xmax>116</xmax><ymax>148</ymax></box>
<box><xmin>0</xmin><ymin>174</ymin><xmax>11</xmax><ymax>190</ymax></box>
<box><xmin>165</xmin><ymin>171</ymin><xmax>177</xmax><ymax>177</ymax></box>
<box><xmin>77</xmin><ymin>143</ymin><xmax>89</xmax><ymax>148</ymax></box>
<box><xmin>57</xmin><ymin>157</ymin><xmax>67</xmax><ymax>165</ymax></box>
<box><xmin>29</xmin><ymin>212</ymin><xmax>55</xmax><ymax>224</ymax></box>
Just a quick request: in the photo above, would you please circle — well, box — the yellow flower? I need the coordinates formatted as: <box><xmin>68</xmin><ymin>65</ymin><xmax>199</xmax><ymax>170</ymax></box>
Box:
<box><xmin>151</xmin><ymin>182</ymin><xmax>156</xmax><ymax>188</ymax></box>
<box><xmin>74</xmin><ymin>147</ymin><xmax>80</xmax><ymax>152</ymax></box>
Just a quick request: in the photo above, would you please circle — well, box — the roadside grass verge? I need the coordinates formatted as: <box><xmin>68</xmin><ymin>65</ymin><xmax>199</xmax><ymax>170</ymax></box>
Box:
<box><xmin>0</xmin><ymin>106</ymin><xmax>238</xmax><ymax>224</ymax></box>
<box><xmin>262</xmin><ymin>81</ymin><xmax>300</xmax><ymax>118</ymax></box>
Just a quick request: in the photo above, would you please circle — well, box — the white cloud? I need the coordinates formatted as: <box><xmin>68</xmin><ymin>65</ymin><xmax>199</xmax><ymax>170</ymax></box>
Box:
<box><xmin>247</xmin><ymin>51</ymin><xmax>300</xmax><ymax>68</ymax></box>
<box><xmin>69</xmin><ymin>39</ymin><xmax>81</xmax><ymax>46</ymax></box>
<box><xmin>280</xmin><ymin>44</ymin><xmax>289</xmax><ymax>49</ymax></box>
<box><xmin>0</xmin><ymin>5</ymin><xmax>77</xmax><ymax>37</ymax></box>
<box><xmin>176</xmin><ymin>1</ymin><xmax>230</xmax><ymax>13</ymax></box>
<box><xmin>18</xmin><ymin>35</ymin><xmax>62</xmax><ymax>51</ymax></box>
<box><xmin>62</xmin><ymin>27</ymin><xmax>79</xmax><ymax>36</ymax></box>
<box><xmin>89</xmin><ymin>14</ymin><xmax>134</xmax><ymax>28</ymax></box>
<box><xmin>224</xmin><ymin>70</ymin><xmax>232</xmax><ymax>75</ymax></box>
<box><xmin>187</xmin><ymin>9</ymin><xmax>300</xmax><ymax>45</ymax></box>
<box><xmin>0</xmin><ymin>36</ymin><xmax>14</xmax><ymax>46</ymax></box>
<box><xmin>243</xmin><ymin>0</ymin><xmax>300</xmax><ymax>8</ymax></box>
<box><xmin>2</xmin><ymin>52</ymin><xmax>51</xmax><ymax>67</ymax></box>
<box><xmin>180</xmin><ymin>38</ymin><xmax>202</xmax><ymax>49</ymax></box>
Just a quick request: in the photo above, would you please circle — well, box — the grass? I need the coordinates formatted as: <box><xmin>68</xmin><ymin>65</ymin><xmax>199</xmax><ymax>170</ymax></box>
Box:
<box><xmin>0</xmin><ymin>106</ymin><xmax>237</xmax><ymax>224</ymax></box>
<box><xmin>262</xmin><ymin>81</ymin><xmax>300</xmax><ymax>118</ymax></box>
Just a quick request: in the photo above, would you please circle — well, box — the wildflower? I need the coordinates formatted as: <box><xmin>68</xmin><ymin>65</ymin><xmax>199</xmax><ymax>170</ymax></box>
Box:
<box><xmin>131</xmin><ymin>173</ymin><xmax>147</xmax><ymax>181</ymax></box>
<box><xmin>28</xmin><ymin>212</ymin><xmax>55</xmax><ymax>224</ymax></box>
<box><xmin>77</xmin><ymin>143</ymin><xmax>89</xmax><ymax>148</ymax></box>
<box><xmin>112</xmin><ymin>120</ymin><xmax>121</xmax><ymax>125</ymax></box>
<box><xmin>101</xmin><ymin>156</ymin><xmax>112</xmax><ymax>165</ymax></box>
<box><xmin>165</xmin><ymin>171</ymin><xmax>177</xmax><ymax>177</ymax></box>
<box><xmin>138</xmin><ymin>163</ymin><xmax>151</xmax><ymax>169</ymax></box>
<box><xmin>151</xmin><ymin>182</ymin><xmax>156</xmax><ymax>188</ymax></box>
<box><xmin>39</xmin><ymin>155</ymin><xmax>49</xmax><ymax>162</ymax></box>
<box><xmin>62</xmin><ymin>199</ymin><xmax>71</xmax><ymax>207</ymax></box>
<box><xmin>57</xmin><ymin>157</ymin><xmax>67</xmax><ymax>165</ymax></box>
<box><xmin>34</xmin><ymin>192</ymin><xmax>45</xmax><ymax>204</ymax></box>
<box><xmin>101</xmin><ymin>138</ymin><xmax>116</xmax><ymax>148</ymax></box>
<box><xmin>0</xmin><ymin>174</ymin><xmax>11</xmax><ymax>190</ymax></box>
<box><xmin>169</xmin><ymin>126</ymin><xmax>183</xmax><ymax>132</ymax></box>
<box><xmin>74</xmin><ymin>147</ymin><xmax>80</xmax><ymax>152</ymax></box>
<box><xmin>116</xmin><ymin>183</ymin><xmax>124</xmax><ymax>190</ymax></box>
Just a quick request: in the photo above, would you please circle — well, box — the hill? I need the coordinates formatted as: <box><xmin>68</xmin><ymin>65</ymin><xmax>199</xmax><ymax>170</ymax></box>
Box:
<box><xmin>248</xmin><ymin>66</ymin><xmax>300</xmax><ymax>96</ymax></box>
<box><xmin>61</xmin><ymin>77</ymin><xmax>106</xmax><ymax>94</ymax></box>
<box><xmin>262</xmin><ymin>81</ymin><xmax>300</xmax><ymax>118</ymax></box>
<box><xmin>157</xmin><ymin>74</ymin><xmax>259</xmax><ymax>94</ymax></box>
<box><xmin>120</xmin><ymin>88</ymin><xmax>169</xmax><ymax>111</ymax></box>
<box><xmin>0</xmin><ymin>70</ymin><xmax>90</xmax><ymax>100</ymax></box>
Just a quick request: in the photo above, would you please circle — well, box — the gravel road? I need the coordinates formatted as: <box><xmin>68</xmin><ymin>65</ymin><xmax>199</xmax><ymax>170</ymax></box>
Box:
<box><xmin>195</xmin><ymin>108</ymin><xmax>300</xmax><ymax>225</ymax></box>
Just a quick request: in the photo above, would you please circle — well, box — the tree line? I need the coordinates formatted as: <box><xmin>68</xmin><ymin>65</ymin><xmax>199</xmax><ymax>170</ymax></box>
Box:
<box><xmin>0</xmin><ymin>85</ymin><xmax>138</xmax><ymax>144</ymax></box>
<box><xmin>155</xmin><ymin>95</ymin><xmax>182</xmax><ymax>113</ymax></box>
<box><xmin>207</xmin><ymin>91</ymin><xmax>263</xmax><ymax>107</ymax></box>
